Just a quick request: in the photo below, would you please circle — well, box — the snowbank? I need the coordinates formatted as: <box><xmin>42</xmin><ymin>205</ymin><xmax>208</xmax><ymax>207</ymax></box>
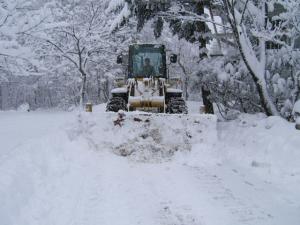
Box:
<box><xmin>215</xmin><ymin>114</ymin><xmax>300</xmax><ymax>193</ymax></box>
<box><xmin>0</xmin><ymin>128</ymin><xmax>89</xmax><ymax>225</ymax></box>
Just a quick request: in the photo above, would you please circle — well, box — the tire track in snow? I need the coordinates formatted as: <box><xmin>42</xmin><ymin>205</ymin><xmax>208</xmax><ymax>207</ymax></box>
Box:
<box><xmin>158</xmin><ymin>203</ymin><xmax>204</xmax><ymax>225</ymax></box>
<box><xmin>70</xmin><ymin>171</ymin><xmax>104</xmax><ymax>225</ymax></box>
<box><xmin>184</xmin><ymin>165</ymin><xmax>271</xmax><ymax>225</ymax></box>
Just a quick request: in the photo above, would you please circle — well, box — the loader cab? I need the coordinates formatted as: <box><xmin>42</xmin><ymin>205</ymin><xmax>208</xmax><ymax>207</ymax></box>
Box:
<box><xmin>109</xmin><ymin>44</ymin><xmax>187</xmax><ymax>114</ymax></box>
<box><xmin>127</xmin><ymin>44</ymin><xmax>167</xmax><ymax>79</ymax></box>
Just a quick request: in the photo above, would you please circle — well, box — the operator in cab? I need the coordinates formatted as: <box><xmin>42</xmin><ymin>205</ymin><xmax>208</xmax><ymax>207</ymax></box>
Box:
<box><xmin>142</xmin><ymin>58</ymin><xmax>155</xmax><ymax>78</ymax></box>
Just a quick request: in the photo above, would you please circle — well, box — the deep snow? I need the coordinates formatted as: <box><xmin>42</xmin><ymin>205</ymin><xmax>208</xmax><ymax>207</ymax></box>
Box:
<box><xmin>0</xmin><ymin>103</ymin><xmax>300</xmax><ymax>225</ymax></box>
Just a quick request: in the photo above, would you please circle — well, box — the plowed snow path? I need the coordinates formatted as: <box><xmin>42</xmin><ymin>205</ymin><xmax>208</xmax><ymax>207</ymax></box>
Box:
<box><xmin>14</xmin><ymin>153</ymin><xmax>300</xmax><ymax>225</ymax></box>
<box><xmin>1</xmin><ymin>110</ymin><xmax>300</xmax><ymax>225</ymax></box>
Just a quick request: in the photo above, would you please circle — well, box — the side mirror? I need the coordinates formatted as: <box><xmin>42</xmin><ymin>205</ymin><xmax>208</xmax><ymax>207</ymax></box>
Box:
<box><xmin>170</xmin><ymin>54</ymin><xmax>177</xmax><ymax>63</ymax></box>
<box><xmin>117</xmin><ymin>55</ymin><xmax>123</xmax><ymax>64</ymax></box>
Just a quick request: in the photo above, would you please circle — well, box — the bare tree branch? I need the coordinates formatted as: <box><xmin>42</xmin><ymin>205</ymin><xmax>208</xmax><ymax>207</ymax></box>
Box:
<box><xmin>46</xmin><ymin>39</ymin><xmax>78</xmax><ymax>68</ymax></box>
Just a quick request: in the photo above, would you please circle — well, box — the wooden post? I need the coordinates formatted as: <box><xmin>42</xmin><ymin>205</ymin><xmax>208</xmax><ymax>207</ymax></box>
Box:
<box><xmin>86</xmin><ymin>103</ymin><xmax>93</xmax><ymax>112</ymax></box>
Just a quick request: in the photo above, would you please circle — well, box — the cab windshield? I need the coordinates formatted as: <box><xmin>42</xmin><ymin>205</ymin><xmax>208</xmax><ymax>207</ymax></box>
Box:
<box><xmin>131</xmin><ymin>51</ymin><xmax>163</xmax><ymax>78</ymax></box>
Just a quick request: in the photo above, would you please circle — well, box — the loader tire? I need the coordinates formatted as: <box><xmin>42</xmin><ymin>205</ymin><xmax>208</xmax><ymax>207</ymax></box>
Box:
<box><xmin>167</xmin><ymin>97</ymin><xmax>188</xmax><ymax>114</ymax></box>
<box><xmin>106</xmin><ymin>97</ymin><xmax>127</xmax><ymax>112</ymax></box>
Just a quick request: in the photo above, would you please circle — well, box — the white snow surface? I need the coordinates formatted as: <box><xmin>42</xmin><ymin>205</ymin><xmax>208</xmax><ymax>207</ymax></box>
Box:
<box><xmin>166</xmin><ymin>88</ymin><xmax>183</xmax><ymax>93</ymax></box>
<box><xmin>1</xmin><ymin>103</ymin><xmax>300</xmax><ymax>225</ymax></box>
<box><xmin>294</xmin><ymin>100</ymin><xmax>300</xmax><ymax>113</ymax></box>
<box><xmin>111</xmin><ymin>87</ymin><xmax>128</xmax><ymax>94</ymax></box>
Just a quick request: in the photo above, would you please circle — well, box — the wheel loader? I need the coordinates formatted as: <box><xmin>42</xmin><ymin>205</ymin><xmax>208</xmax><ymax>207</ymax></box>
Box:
<box><xmin>106</xmin><ymin>44</ymin><xmax>187</xmax><ymax>114</ymax></box>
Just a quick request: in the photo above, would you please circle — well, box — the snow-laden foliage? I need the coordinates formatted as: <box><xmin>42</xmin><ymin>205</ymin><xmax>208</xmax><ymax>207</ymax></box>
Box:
<box><xmin>105</xmin><ymin>0</ymin><xmax>131</xmax><ymax>33</ymax></box>
<box><xmin>191</xmin><ymin>47</ymin><xmax>263</xmax><ymax>119</ymax></box>
<box><xmin>1</xmin><ymin>0</ymin><xmax>135</xmax><ymax>110</ymax></box>
<box><xmin>36</xmin><ymin>0</ymin><xmax>136</xmax><ymax>107</ymax></box>
<box><xmin>0</xmin><ymin>0</ymin><xmax>51</xmax><ymax>78</ymax></box>
<box><xmin>219</xmin><ymin>0</ymin><xmax>300</xmax><ymax>118</ymax></box>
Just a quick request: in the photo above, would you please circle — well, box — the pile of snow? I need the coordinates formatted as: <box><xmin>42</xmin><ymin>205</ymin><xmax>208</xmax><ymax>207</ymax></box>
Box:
<box><xmin>17</xmin><ymin>103</ymin><xmax>30</xmax><ymax>112</ymax></box>
<box><xmin>68</xmin><ymin>111</ymin><xmax>217</xmax><ymax>162</ymax></box>
<box><xmin>0</xmin><ymin>112</ymin><xmax>80</xmax><ymax>225</ymax></box>
<box><xmin>215</xmin><ymin>114</ymin><xmax>300</xmax><ymax>193</ymax></box>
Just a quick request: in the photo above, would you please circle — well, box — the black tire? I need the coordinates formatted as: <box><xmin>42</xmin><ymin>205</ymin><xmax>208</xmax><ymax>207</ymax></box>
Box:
<box><xmin>166</xmin><ymin>97</ymin><xmax>188</xmax><ymax>114</ymax></box>
<box><xmin>106</xmin><ymin>97</ymin><xmax>127</xmax><ymax>112</ymax></box>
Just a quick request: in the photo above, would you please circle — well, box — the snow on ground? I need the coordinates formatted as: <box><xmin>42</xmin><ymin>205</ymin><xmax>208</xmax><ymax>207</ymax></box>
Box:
<box><xmin>0</xmin><ymin>103</ymin><xmax>300</xmax><ymax>225</ymax></box>
<box><xmin>0</xmin><ymin>110</ymin><xmax>74</xmax><ymax>160</ymax></box>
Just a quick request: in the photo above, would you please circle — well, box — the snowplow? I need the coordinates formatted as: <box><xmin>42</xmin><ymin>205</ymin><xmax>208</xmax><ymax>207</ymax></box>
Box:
<box><xmin>106</xmin><ymin>44</ymin><xmax>187</xmax><ymax>114</ymax></box>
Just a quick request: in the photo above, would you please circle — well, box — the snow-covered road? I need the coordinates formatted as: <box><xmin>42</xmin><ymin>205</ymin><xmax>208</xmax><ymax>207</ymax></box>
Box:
<box><xmin>0</xmin><ymin>108</ymin><xmax>299</xmax><ymax>225</ymax></box>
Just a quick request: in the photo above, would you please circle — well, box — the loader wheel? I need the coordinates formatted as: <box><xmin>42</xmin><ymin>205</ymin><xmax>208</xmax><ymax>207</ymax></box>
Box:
<box><xmin>167</xmin><ymin>97</ymin><xmax>188</xmax><ymax>114</ymax></box>
<box><xmin>106</xmin><ymin>97</ymin><xmax>127</xmax><ymax>112</ymax></box>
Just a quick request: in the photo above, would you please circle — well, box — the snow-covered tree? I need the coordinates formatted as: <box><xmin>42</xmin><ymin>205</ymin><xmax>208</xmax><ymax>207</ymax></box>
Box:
<box><xmin>28</xmin><ymin>0</ymin><xmax>133</xmax><ymax>106</ymax></box>
<box><xmin>0</xmin><ymin>0</ymin><xmax>51</xmax><ymax>78</ymax></box>
<box><xmin>221</xmin><ymin>0</ymin><xmax>300</xmax><ymax>117</ymax></box>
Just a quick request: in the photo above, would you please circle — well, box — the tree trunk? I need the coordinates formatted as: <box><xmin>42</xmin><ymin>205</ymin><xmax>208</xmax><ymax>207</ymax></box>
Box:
<box><xmin>202</xmin><ymin>86</ymin><xmax>214</xmax><ymax>114</ymax></box>
<box><xmin>195</xmin><ymin>1</ymin><xmax>207</xmax><ymax>58</ymax></box>
<box><xmin>96</xmin><ymin>71</ymin><xmax>102</xmax><ymax>103</ymax></box>
<box><xmin>223</xmin><ymin>0</ymin><xmax>279</xmax><ymax>116</ymax></box>
<box><xmin>177</xmin><ymin>56</ymin><xmax>189</xmax><ymax>100</ymax></box>
<box><xmin>103</xmin><ymin>79</ymin><xmax>110</xmax><ymax>102</ymax></box>
<box><xmin>234</xmin><ymin>30</ymin><xmax>277</xmax><ymax>116</ymax></box>
<box><xmin>80</xmin><ymin>72</ymin><xmax>87</xmax><ymax>106</ymax></box>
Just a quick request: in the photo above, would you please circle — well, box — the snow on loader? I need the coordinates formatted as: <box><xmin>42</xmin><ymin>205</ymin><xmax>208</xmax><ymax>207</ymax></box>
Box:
<box><xmin>106</xmin><ymin>44</ymin><xmax>187</xmax><ymax>114</ymax></box>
